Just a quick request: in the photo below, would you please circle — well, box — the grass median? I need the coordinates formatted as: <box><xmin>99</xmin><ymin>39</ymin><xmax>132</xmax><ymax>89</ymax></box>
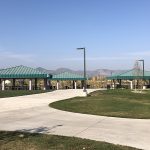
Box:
<box><xmin>50</xmin><ymin>89</ymin><xmax>150</xmax><ymax>119</ymax></box>
<box><xmin>0</xmin><ymin>90</ymin><xmax>52</xmax><ymax>98</ymax></box>
<box><xmin>0</xmin><ymin>131</ymin><xmax>139</xmax><ymax>150</ymax></box>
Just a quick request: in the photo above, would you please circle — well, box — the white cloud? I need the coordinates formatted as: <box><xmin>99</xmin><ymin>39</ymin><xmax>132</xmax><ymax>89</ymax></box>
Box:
<box><xmin>62</xmin><ymin>56</ymin><xmax>133</xmax><ymax>61</ymax></box>
<box><xmin>0</xmin><ymin>50</ymin><xmax>36</xmax><ymax>68</ymax></box>
<box><xmin>62</xmin><ymin>50</ymin><xmax>150</xmax><ymax>62</ymax></box>
<box><xmin>0</xmin><ymin>49</ymin><xmax>149</xmax><ymax>70</ymax></box>
<box><xmin>87</xmin><ymin>56</ymin><xmax>132</xmax><ymax>61</ymax></box>
<box><xmin>127</xmin><ymin>51</ymin><xmax>150</xmax><ymax>57</ymax></box>
<box><xmin>0</xmin><ymin>51</ymin><xmax>34</xmax><ymax>62</ymax></box>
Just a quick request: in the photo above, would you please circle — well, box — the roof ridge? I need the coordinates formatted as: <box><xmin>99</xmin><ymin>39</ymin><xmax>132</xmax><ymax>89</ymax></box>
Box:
<box><xmin>0</xmin><ymin>65</ymin><xmax>48</xmax><ymax>74</ymax></box>
<box><xmin>110</xmin><ymin>68</ymin><xmax>150</xmax><ymax>78</ymax></box>
<box><xmin>0</xmin><ymin>65</ymin><xmax>24</xmax><ymax>71</ymax></box>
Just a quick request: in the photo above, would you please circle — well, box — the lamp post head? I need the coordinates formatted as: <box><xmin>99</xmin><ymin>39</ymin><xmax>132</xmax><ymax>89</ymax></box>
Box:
<box><xmin>77</xmin><ymin>47</ymin><xmax>85</xmax><ymax>50</ymax></box>
<box><xmin>138</xmin><ymin>59</ymin><xmax>144</xmax><ymax>62</ymax></box>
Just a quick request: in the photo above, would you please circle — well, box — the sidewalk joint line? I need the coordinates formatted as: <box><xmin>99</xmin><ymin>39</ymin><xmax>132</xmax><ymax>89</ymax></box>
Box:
<box><xmin>74</xmin><ymin>118</ymin><xmax>107</xmax><ymax>136</ymax></box>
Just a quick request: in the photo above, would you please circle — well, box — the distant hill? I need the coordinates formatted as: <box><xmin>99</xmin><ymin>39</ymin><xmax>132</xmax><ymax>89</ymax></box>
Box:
<box><xmin>36</xmin><ymin>67</ymin><xmax>126</xmax><ymax>77</ymax></box>
<box><xmin>36</xmin><ymin>67</ymin><xmax>54</xmax><ymax>74</ymax></box>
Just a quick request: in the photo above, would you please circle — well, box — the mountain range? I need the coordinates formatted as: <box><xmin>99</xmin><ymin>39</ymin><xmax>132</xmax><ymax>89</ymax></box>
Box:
<box><xmin>36</xmin><ymin>67</ymin><xmax>126</xmax><ymax>77</ymax></box>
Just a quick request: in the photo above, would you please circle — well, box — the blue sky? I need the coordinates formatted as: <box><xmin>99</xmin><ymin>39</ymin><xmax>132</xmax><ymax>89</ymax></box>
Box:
<box><xmin>0</xmin><ymin>0</ymin><xmax>150</xmax><ymax>70</ymax></box>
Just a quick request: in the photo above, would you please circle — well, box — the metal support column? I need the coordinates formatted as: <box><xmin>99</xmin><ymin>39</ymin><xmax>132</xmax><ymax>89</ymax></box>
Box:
<box><xmin>2</xmin><ymin>79</ymin><xmax>5</xmax><ymax>91</ymax></box>
<box><xmin>29</xmin><ymin>79</ymin><xmax>32</xmax><ymax>91</ymax></box>
<box><xmin>35</xmin><ymin>78</ymin><xmax>37</xmax><ymax>90</ymax></box>
<box><xmin>44</xmin><ymin>78</ymin><xmax>47</xmax><ymax>90</ymax></box>
<box><xmin>75</xmin><ymin>81</ymin><xmax>77</xmax><ymax>89</ymax></box>
<box><xmin>56</xmin><ymin>80</ymin><xmax>59</xmax><ymax>90</ymax></box>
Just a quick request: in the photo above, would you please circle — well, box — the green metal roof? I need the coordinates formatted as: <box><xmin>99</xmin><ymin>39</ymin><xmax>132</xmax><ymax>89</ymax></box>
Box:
<box><xmin>107</xmin><ymin>69</ymin><xmax>150</xmax><ymax>80</ymax></box>
<box><xmin>49</xmin><ymin>72</ymin><xmax>86</xmax><ymax>80</ymax></box>
<box><xmin>0</xmin><ymin>65</ymin><xmax>49</xmax><ymax>79</ymax></box>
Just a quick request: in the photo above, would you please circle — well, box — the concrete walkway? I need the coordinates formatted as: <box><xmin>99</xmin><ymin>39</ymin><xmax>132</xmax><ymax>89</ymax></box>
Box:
<box><xmin>0</xmin><ymin>89</ymin><xmax>150</xmax><ymax>150</ymax></box>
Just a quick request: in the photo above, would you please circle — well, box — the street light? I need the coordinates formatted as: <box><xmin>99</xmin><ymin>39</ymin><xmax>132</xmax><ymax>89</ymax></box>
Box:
<box><xmin>138</xmin><ymin>59</ymin><xmax>144</xmax><ymax>78</ymax></box>
<box><xmin>77</xmin><ymin>47</ymin><xmax>87</xmax><ymax>93</ymax></box>
<box><xmin>137</xmin><ymin>59</ymin><xmax>145</xmax><ymax>89</ymax></box>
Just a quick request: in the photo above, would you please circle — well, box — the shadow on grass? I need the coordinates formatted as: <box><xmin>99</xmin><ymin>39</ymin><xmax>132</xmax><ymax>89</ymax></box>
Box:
<box><xmin>18</xmin><ymin>125</ymin><xmax>63</xmax><ymax>134</ymax></box>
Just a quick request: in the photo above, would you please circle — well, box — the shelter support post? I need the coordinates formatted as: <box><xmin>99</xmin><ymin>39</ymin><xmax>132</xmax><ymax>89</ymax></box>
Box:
<box><xmin>56</xmin><ymin>80</ymin><xmax>59</xmax><ymax>90</ymax></box>
<box><xmin>12</xmin><ymin>79</ymin><xmax>16</xmax><ymax>90</ymax></box>
<box><xmin>2</xmin><ymin>79</ymin><xmax>5</xmax><ymax>91</ymax></box>
<box><xmin>35</xmin><ymin>78</ymin><xmax>37</xmax><ymax>90</ymax></box>
<box><xmin>75</xmin><ymin>81</ymin><xmax>77</xmax><ymax>89</ymax></box>
<box><xmin>29</xmin><ymin>79</ymin><xmax>32</xmax><ymax>90</ymax></box>
<box><xmin>44</xmin><ymin>79</ymin><xmax>47</xmax><ymax>90</ymax></box>
<box><xmin>112</xmin><ymin>79</ymin><xmax>115</xmax><ymax>89</ymax></box>
<box><xmin>73</xmin><ymin>80</ymin><xmax>77</xmax><ymax>89</ymax></box>
<box><xmin>119</xmin><ymin>79</ymin><xmax>122</xmax><ymax>87</ymax></box>
<box><xmin>129</xmin><ymin>80</ymin><xmax>133</xmax><ymax>90</ymax></box>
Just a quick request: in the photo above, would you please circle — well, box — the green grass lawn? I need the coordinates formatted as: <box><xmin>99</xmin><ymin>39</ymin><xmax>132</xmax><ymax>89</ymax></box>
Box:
<box><xmin>0</xmin><ymin>90</ymin><xmax>52</xmax><ymax>98</ymax></box>
<box><xmin>50</xmin><ymin>89</ymin><xmax>150</xmax><ymax>119</ymax></box>
<box><xmin>0</xmin><ymin>131</ymin><xmax>139</xmax><ymax>150</ymax></box>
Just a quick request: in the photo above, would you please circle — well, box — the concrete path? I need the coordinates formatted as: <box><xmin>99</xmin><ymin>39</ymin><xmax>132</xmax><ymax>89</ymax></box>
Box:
<box><xmin>0</xmin><ymin>89</ymin><xmax>150</xmax><ymax>150</ymax></box>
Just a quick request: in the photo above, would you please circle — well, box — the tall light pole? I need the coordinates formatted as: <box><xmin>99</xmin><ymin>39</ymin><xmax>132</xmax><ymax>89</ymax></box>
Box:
<box><xmin>138</xmin><ymin>59</ymin><xmax>144</xmax><ymax>78</ymax></box>
<box><xmin>77</xmin><ymin>47</ymin><xmax>87</xmax><ymax>92</ymax></box>
<box><xmin>137</xmin><ymin>59</ymin><xmax>145</xmax><ymax>89</ymax></box>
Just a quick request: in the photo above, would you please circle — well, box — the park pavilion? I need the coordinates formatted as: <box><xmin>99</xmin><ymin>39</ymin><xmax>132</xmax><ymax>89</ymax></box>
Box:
<box><xmin>0</xmin><ymin>65</ymin><xmax>86</xmax><ymax>90</ymax></box>
<box><xmin>107</xmin><ymin>69</ymin><xmax>150</xmax><ymax>89</ymax></box>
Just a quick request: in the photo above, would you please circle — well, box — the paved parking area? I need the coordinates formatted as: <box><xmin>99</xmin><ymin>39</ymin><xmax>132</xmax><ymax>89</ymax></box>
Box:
<box><xmin>0</xmin><ymin>89</ymin><xmax>150</xmax><ymax>150</ymax></box>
